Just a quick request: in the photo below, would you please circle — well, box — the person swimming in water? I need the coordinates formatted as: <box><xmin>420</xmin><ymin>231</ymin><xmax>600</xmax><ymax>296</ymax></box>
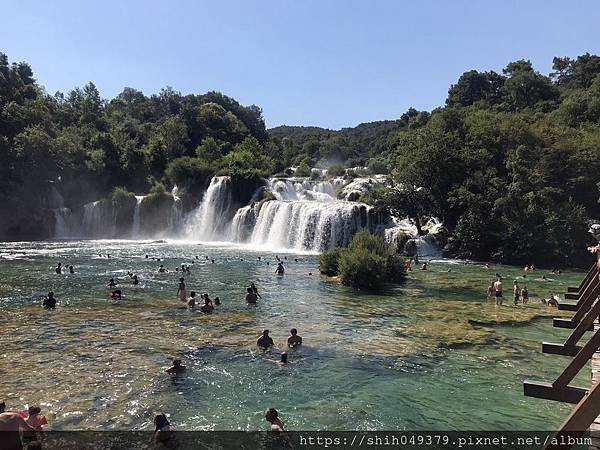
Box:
<box><xmin>202</xmin><ymin>293</ymin><xmax>212</xmax><ymax>306</ymax></box>
<box><xmin>250</xmin><ymin>282</ymin><xmax>262</xmax><ymax>299</ymax></box>
<box><xmin>24</xmin><ymin>406</ymin><xmax>48</xmax><ymax>430</ymax></box>
<box><xmin>265</xmin><ymin>408</ymin><xmax>285</xmax><ymax>431</ymax></box>
<box><xmin>69</xmin><ymin>265</ymin><xmax>74</xmax><ymax>274</ymax></box>
<box><xmin>270</xmin><ymin>352</ymin><xmax>288</xmax><ymax>366</ymax></box>
<box><xmin>287</xmin><ymin>328</ymin><xmax>302</xmax><ymax>347</ymax></box>
<box><xmin>158</xmin><ymin>265</ymin><xmax>167</xmax><ymax>273</ymax></box>
<box><xmin>214</xmin><ymin>296</ymin><xmax>221</xmax><ymax>305</ymax></box>
<box><xmin>165</xmin><ymin>359</ymin><xmax>186</xmax><ymax>374</ymax></box>
<box><xmin>177</xmin><ymin>278</ymin><xmax>186</xmax><ymax>303</ymax></box>
<box><xmin>257</xmin><ymin>329</ymin><xmax>274</xmax><ymax>349</ymax></box>
<box><xmin>275</xmin><ymin>263</ymin><xmax>285</xmax><ymax>275</ymax></box>
<box><xmin>107</xmin><ymin>278</ymin><xmax>117</xmax><ymax>288</ymax></box>
<box><xmin>55</xmin><ymin>263</ymin><xmax>62</xmax><ymax>274</ymax></box>
<box><xmin>200</xmin><ymin>297</ymin><xmax>214</xmax><ymax>313</ymax></box>
<box><xmin>187</xmin><ymin>291</ymin><xmax>196</xmax><ymax>308</ymax></box>
<box><xmin>109</xmin><ymin>289</ymin><xmax>122</xmax><ymax>300</ymax></box>
<box><xmin>245</xmin><ymin>287</ymin><xmax>258</xmax><ymax>304</ymax></box>
<box><xmin>154</xmin><ymin>413</ymin><xmax>173</xmax><ymax>444</ymax></box>
<box><xmin>133</xmin><ymin>274</ymin><xmax>139</xmax><ymax>285</ymax></box>
<box><xmin>43</xmin><ymin>291</ymin><xmax>56</xmax><ymax>309</ymax></box>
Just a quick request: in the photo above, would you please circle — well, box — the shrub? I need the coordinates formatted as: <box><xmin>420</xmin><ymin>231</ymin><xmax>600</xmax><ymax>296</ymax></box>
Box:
<box><xmin>319</xmin><ymin>230</ymin><xmax>405</xmax><ymax>290</ymax></box>
<box><xmin>367</xmin><ymin>158</ymin><xmax>389</xmax><ymax>175</ymax></box>
<box><xmin>111</xmin><ymin>186</ymin><xmax>135</xmax><ymax>204</ymax></box>
<box><xmin>165</xmin><ymin>157</ymin><xmax>214</xmax><ymax>193</ymax></box>
<box><xmin>294</xmin><ymin>163</ymin><xmax>311</xmax><ymax>177</ymax></box>
<box><xmin>319</xmin><ymin>247</ymin><xmax>342</xmax><ymax>276</ymax></box>
<box><xmin>327</xmin><ymin>164</ymin><xmax>345</xmax><ymax>177</ymax></box>
<box><xmin>310</xmin><ymin>170</ymin><xmax>321</xmax><ymax>180</ymax></box>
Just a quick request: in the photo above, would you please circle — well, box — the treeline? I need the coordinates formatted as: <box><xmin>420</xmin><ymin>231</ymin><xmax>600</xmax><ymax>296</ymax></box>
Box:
<box><xmin>0</xmin><ymin>52</ymin><xmax>282</xmax><ymax>237</ymax></box>
<box><xmin>365</xmin><ymin>55</ymin><xmax>600</xmax><ymax>267</ymax></box>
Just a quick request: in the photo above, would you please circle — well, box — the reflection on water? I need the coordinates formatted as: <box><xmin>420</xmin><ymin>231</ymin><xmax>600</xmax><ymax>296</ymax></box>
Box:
<box><xmin>0</xmin><ymin>240</ymin><xmax>585</xmax><ymax>430</ymax></box>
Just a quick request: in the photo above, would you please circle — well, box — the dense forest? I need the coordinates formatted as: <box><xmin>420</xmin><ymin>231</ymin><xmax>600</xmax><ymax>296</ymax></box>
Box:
<box><xmin>1</xmin><ymin>51</ymin><xmax>599</xmax><ymax>267</ymax></box>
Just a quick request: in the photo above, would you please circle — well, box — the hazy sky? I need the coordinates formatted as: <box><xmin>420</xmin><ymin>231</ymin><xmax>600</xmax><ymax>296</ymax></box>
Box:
<box><xmin>2</xmin><ymin>0</ymin><xmax>599</xmax><ymax>129</ymax></box>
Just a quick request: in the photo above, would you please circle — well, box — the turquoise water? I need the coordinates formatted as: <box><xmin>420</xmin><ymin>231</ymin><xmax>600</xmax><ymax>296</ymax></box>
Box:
<box><xmin>0</xmin><ymin>240</ymin><xmax>587</xmax><ymax>430</ymax></box>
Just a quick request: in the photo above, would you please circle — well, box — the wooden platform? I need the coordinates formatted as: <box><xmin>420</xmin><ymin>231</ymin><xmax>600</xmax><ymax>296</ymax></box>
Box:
<box><xmin>590</xmin><ymin>324</ymin><xmax>600</xmax><ymax>449</ymax></box>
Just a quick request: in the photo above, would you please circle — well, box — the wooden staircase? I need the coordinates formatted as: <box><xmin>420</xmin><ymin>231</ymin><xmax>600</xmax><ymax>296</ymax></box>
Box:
<box><xmin>523</xmin><ymin>257</ymin><xmax>600</xmax><ymax>449</ymax></box>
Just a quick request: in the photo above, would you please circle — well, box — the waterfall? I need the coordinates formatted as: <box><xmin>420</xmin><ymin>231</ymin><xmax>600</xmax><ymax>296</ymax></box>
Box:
<box><xmin>131</xmin><ymin>196</ymin><xmax>144</xmax><ymax>238</ymax></box>
<box><xmin>54</xmin><ymin>208</ymin><xmax>71</xmax><ymax>239</ymax></box>
<box><xmin>268</xmin><ymin>178</ymin><xmax>343</xmax><ymax>202</ymax></box>
<box><xmin>248</xmin><ymin>200</ymin><xmax>372</xmax><ymax>251</ymax></box>
<box><xmin>185</xmin><ymin>176</ymin><xmax>232</xmax><ymax>240</ymax></box>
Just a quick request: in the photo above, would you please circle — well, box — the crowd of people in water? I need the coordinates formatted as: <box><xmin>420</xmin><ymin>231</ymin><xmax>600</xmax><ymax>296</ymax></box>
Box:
<box><xmin>3</xmin><ymin>248</ymin><xmax>573</xmax><ymax>440</ymax></box>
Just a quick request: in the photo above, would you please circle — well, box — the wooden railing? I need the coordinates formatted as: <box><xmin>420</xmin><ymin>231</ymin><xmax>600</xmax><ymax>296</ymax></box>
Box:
<box><xmin>523</xmin><ymin>255</ymin><xmax>600</xmax><ymax>449</ymax></box>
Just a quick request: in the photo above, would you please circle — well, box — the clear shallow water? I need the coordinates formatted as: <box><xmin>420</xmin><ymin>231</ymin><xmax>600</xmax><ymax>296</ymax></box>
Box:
<box><xmin>0</xmin><ymin>240</ymin><xmax>586</xmax><ymax>430</ymax></box>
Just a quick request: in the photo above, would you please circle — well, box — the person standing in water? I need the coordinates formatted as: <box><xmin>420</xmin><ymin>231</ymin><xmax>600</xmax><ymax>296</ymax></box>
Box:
<box><xmin>287</xmin><ymin>328</ymin><xmax>302</xmax><ymax>347</ymax></box>
<box><xmin>275</xmin><ymin>262</ymin><xmax>285</xmax><ymax>275</ymax></box>
<box><xmin>487</xmin><ymin>282</ymin><xmax>494</xmax><ymax>299</ymax></box>
<box><xmin>43</xmin><ymin>292</ymin><xmax>57</xmax><ymax>309</ymax></box>
<box><xmin>133</xmin><ymin>274</ymin><xmax>139</xmax><ymax>285</ymax></box>
<box><xmin>245</xmin><ymin>287</ymin><xmax>258</xmax><ymax>304</ymax></box>
<box><xmin>177</xmin><ymin>277</ymin><xmax>186</xmax><ymax>303</ymax></box>
<box><xmin>257</xmin><ymin>330</ymin><xmax>274</xmax><ymax>349</ymax></box>
<box><xmin>187</xmin><ymin>291</ymin><xmax>196</xmax><ymax>308</ymax></box>
<box><xmin>493</xmin><ymin>277</ymin><xmax>503</xmax><ymax>305</ymax></box>
<box><xmin>513</xmin><ymin>281</ymin><xmax>520</xmax><ymax>305</ymax></box>
<box><xmin>265</xmin><ymin>408</ymin><xmax>285</xmax><ymax>431</ymax></box>
<box><xmin>250</xmin><ymin>282</ymin><xmax>262</xmax><ymax>299</ymax></box>
<box><xmin>55</xmin><ymin>263</ymin><xmax>62</xmax><ymax>274</ymax></box>
<box><xmin>521</xmin><ymin>285</ymin><xmax>529</xmax><ymax>304</ymax></box>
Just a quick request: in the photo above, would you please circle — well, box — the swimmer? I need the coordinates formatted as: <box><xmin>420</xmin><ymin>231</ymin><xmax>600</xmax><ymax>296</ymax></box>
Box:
<box><xmin>69</xmin><ymin>265</ymin><xmax>74</xmax><ymax>274</ymax></box>
<box><xmin>195</xmin><ymin>256</ymin><xmax>199</xmax><ymax>260</ymax></box>
<box><xmin>165</xmin><ymin>359</ymin><xmax>186</xmax><ymax>374</ymax></box>
<box><xmin>211</xmin><ymin>259</ymin><xmax>215</xmax><ymax>264</ymax></box>
<box><xmin>202</xmin><ymin>293</ymin><xmax>213</xmax><ymax>306</ymax></box>
<box><xmin>200</xmin><ymin>297</ymin><xmax>214</xmax><ymax>313</ymax></box>
<box><xmin>275</xmin><ymin>262</ymin><xmax>285</xmax><ymax>275</ymax></box>
<box><xmin>24</xmin><ymin>406</ymin><xmax>48</xmax><ymax>430</ymax></box>
<box><xmin>270</xmin><ymin>352</ymin><xmax>288</xmax><ymax>366</ymax></box>
<box><xmin>109</xmin><ymin>289</ymin><xmax>122</xmax><ymax>300</ymax></box>
<box><xmin>287</xmin><ymin>328</ymin><xmax>302</xmax><ymax>347</ymax></box>
<box><xmin>487</xmin><ymin>282</ymin><xmax>494</xmax><ymax>299</ymax></box>
<box><xmin>214</xmin><ymin>296</ymin><xmax>221</xmax><ymax>305</ymax></box>
<box><xmin>145</xmin><ymin>255</ymin><xmax>149</xmax><ymax>259</ymax></box>
<box><xmin>265</xmin><ymin>408</ymin><xmax>285</xmax><ymax>431</ymax></box>
<box><xmin>154</xmin><ymin>413</ymin><xmax>172</xmax><ymax>443</ymax></box>
<box><xmin>421</xmin><ymin>262</ymin><xmax>428</xmax><ymax>271</ymax></box>
<box><xmin>107</xmin><ymin>278</ymin><xmax>117</xmax><ymax>288</ymax></box>
<box><xmin>0</xmin><ymin>408</ymin><xmax>36</xmax><ymax>450</ymax></box>
<box><xmin>187</xmin><ymin>291</ymin><xmax>196</xmax><ymax>308</ymax></box>
<box><xmin>177</xmin><ymin>278</ymin><xmax>186</xmax><ymax>303</ymax></box>
<box><xmin>257</xmin><ymin>329</ymin><xmax>274</xmax><ymax>349</ymax></box>
<box><xmin>133</xmin><ymin>275</ymin><xmax>139</xmax><ymax>285</ymax></box>
<box><xmin>513</xmin><ymin>281</ymin><xmax>520</xmax><ymax>305</ymax></box>
<box><xmin>245</xmin><ymin>287</ymin><xmax>258</xmax><ymax>304</ymax></box>
<box><xmin>55</xmin><ymin>263</ymin><xmax>62</xmax><ymax>274</ymax></box>
<box><xmin>159</xmin><ymin>265</ymin><xmax>166</xmax><ymax>273</ymax></box>
<box><xmin>250</xmin><ymin>282</ymin><xmax>262</xmax><ymax>299</ymax></box>
<box><xmin>43</xmin><ymin>291</ymin><xmax>57</xmax><ymax>309</ymax></box>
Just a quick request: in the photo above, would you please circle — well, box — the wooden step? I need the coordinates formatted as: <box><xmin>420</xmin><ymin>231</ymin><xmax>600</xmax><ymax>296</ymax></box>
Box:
<box><xmin>542</xmin><ymin>342</ymin><xmax>583</xmax><ymax>356</ymax></box>
<box><xmin>553</xmin><ymin>318</ymin><xmax>595</xmax><ymax>331</ymax></box>
<box><xmin>523</xmin><ymin>380</ymin><xmax>587</xmax><ymax>404</ymax></box>
<box><xmin>558</xmin><ymin>303</ymin><xmax>579</xmax><ymax>311</ymax></box>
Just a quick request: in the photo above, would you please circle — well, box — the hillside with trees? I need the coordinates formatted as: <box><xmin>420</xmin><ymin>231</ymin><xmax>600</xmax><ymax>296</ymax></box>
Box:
<box><xmin>1</xmin><ymin>50</ymin><xmax>599</xmax><ymax>268</ymax></box>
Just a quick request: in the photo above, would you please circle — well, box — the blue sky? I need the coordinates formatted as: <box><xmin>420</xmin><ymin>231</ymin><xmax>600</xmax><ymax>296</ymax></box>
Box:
<box><xmin>2</xmin><ymin>0</ymin><xmax>599</xmax><ymax>129</ymax></box>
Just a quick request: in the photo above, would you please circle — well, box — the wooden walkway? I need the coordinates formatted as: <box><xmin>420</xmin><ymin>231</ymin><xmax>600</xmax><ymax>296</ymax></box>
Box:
<box><xmin>590</xmin><ymin>324</ymin><xmax>600</xmax><ymax>449</ymax></box>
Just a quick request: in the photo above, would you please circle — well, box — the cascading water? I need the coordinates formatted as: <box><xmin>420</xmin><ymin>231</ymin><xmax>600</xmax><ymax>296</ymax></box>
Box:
<box><xmin>131</xmin><ymin>196</ymin><xmax>144</xmax><ymax>238</ymax></box>
<box><xmin>48</xmin><ymin>173</ymin><xmax>443</xmax><ymax>255</ymax></box>
<box><xmin>245</xmin><ymin>200</ymin><xmax>373</xmax><ymax>251</ymax></box>
<box><xmin>184</xmin><ymin>176</ymin><xmax>232</xmax><ymax>241</ymax></box>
